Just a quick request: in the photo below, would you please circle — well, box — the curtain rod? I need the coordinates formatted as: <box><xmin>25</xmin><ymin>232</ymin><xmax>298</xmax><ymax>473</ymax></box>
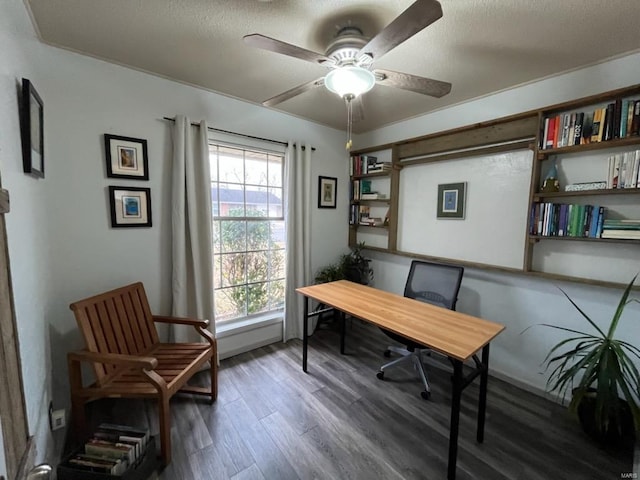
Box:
<box><xmin>162</xmin><ymin>117</ymin><xmax>315</xmax><ymax>151</ymax></box>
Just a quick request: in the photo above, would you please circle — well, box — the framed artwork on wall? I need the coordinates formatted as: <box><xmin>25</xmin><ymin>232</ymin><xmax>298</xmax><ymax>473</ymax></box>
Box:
<box><xmin>104</xmin><ymin>134</ymin><xmax>149</xmax><ymax>180</ymax></box>
<box><xmin>318</xmin><ymin>176</ymin><xmax>337</xmax><ymax>209</ymax></box>
<box><xmin>20</xmin><ymin>78</ymin><xmax>44</xmax><ymax>178</ymax></box>
<box><xmin>108</xmin><ymin>186</ymin><xmax>152</xmax><ymax>228</ymax></box>
<box><xmin>437</xmin><ymin>182</ymin><xmax>466</xmax><ymax>219</ymax></box>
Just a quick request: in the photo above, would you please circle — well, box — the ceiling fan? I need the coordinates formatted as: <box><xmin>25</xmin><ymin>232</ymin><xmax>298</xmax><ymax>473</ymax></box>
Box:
<box><xmin>243</xmin><ymin>0</ymin><xmax>452</xmax><ymax>114</ymax></box>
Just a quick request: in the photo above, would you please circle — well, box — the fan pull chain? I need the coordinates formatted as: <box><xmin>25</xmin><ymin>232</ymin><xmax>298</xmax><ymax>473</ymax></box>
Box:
<box><xmin>345</xmin><ymin>94</ymin><xmax>354</xmax><ymax>150</ymax></box>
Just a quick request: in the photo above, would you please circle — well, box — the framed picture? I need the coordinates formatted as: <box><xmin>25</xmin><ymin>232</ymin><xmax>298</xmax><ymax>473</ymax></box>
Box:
<box><xmin>437</xmin><ymin>182</ymin><xmax>466</xmax><ymax>219</ymax></box>
<box><xmin>104</xmin><ymin>134</ymin><xmax>149</xmax><ymax>180</ymax></box>
<box><xmin>20</xmin><ymin>78</ymin><xmax>44</xmax><ymax>178</ymax></box>
<box><xmin>108</xmin><ymin>186</ymin><xmax>152</xmax><ymax>228</ymax></box>
<box><xmin>318</xmin><ymin>176</ymin><xmax>337</xmax><ymax>209</ymax></box>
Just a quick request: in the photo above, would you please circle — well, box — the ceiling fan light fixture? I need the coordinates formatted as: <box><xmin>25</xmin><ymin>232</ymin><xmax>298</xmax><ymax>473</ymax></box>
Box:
<box><xmin>325</xmin><ymin>66</ymin><xmax>375</xmax><ymax>98</ymax></box>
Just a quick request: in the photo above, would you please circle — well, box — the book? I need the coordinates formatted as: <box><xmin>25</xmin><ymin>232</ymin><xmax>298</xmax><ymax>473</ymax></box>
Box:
<box><xmin>581</xmin><ymin>113</ymin><xmax>593</xmax><ymax>144</ymax></box>
<box><xmin>545</xmin><ymin>117</ymin><xmax>556</xmax><ymax>148</ymax></box>
<box><xmin>573</xmin><ymin>112</ymin><xmax>583</xmax><ymax>145</ymax></box>
<box><xmin>620</xmin><ymin>100</ymin><xmax>630</xmax><ymax>137</ymax></box>
<box><xmin>97</xmin><ymin>423</ymin><xmax>150</xmax><ymax>450</ymax></box>
<box><xmin>590</xmin><ymin>109</ymin><xmax>601</xmax><ymax>143</ymax></box>
<box><xmin>85</xmin><ymin>439</ymin><xmax>135</xmax><ymax>466</ymax></box>
<box><xmin>632</xmin><ymin>100</ymin><xmax>640</xmax><ymax>136</ymax></box>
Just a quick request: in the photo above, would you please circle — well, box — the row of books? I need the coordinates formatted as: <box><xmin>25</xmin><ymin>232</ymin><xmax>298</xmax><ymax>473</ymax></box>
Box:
<box><xmin>349</xmin><ymin>155</ymin><xmax>391</xmax><ymax>176</ymax></box>
<box><xmin>601</xmin><ymin>219</ymin><xmax>640</xmax><ymax>240</ymax></box>
<box><xmin>63</xmin><ymin>423</ymin><xmax>150</xmax><ymax>476</ymax></box>
<box><xmin>606</xmin><ymin>149</ymin><xmax>640</xmax><ymax>189</ymax></box>
<box><xmin>540</xmin><ymin>99</ymin><xmax>640</xmax><ymax>150</ymax></box>
<box><xmin>530</xmin><ymin>203</ymin><xmax>604</xmax><ymax>238</ymax></box>
<box><xmin>351</xmin><ymin>179</ymin><xmax>387</xmax><ymax>200</ymax></box>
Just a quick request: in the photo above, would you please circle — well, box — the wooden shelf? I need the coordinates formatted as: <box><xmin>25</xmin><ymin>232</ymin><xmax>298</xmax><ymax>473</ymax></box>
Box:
<box><xmin>528</xmin><ymin>235</ymin><xmax>640</xmax><ymax>245</ymax></box>
<box><xmin>537</xmin><ymin>136</ymin><xmax>640</xmax><ymax>159</ymax></box>
<box><xmin>351</xmin><ymin>224</ymin><xmax>389</xmax><ymax>230</ymax></box>
<box><xmin>533</xmin><ymin>188</ymin><xmax>640</xmax><ymax>200</ymax></box>
<box><xmin>351</xmin><ymin>199</ymin><xmax>391</xmax><ymax>204</ymax></box>
<box><xmin>351</xmin><ymin>171</ymin><xmax>391</xmax><ymax>179</ymax></box>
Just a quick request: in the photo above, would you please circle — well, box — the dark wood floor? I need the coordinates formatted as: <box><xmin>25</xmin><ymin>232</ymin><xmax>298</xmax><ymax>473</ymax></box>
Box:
<box><xmin>84</xmin><ymin>319</ymin><xmax>632</xmax><ymax>480</ymax></box>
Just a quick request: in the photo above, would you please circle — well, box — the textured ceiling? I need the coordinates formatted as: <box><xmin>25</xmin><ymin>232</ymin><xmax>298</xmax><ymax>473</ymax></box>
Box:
<box><xmin>25</xmin><ymin>0</ymin><xmax>640</xmax><ymax>133</ymax></box>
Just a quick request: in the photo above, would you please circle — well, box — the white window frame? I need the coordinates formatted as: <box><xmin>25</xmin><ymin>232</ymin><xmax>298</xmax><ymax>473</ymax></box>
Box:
<box><xmin>208</xmin><ymin>133</ymin><xmax>286</xmax><ymax>329</ymax></box>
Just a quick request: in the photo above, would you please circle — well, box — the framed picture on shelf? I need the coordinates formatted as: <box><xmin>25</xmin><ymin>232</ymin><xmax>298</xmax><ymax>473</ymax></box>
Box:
<box><xmin>437</xmin><ymin>182</ymin><xmax>466</xmax><ymax>219</ymax></box>
<box><xmin>318</xmin><ymin>176</ymin><xmax>337</xmax><ymax>209</ymax></box>
<box><xmin>104</xmin><ymin>134</ymin><xmax>149</xmax><ymax>180</ymax></box>
<box><xmin>20</xmin><ymin>78</ymin><xmax>44</xmax><ymax>178</ymax></box>
<box><xmin>108</xmin><ymin>186</ymin><xmax>152</xmax><ymax>228</ymax></box>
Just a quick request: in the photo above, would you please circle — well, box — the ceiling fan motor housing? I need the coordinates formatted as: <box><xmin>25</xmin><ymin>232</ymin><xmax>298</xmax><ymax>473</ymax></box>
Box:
<box><xmin>325</xmin><ymin>26</ymin><xmax>372</xmax><ymax>67</ymax></box>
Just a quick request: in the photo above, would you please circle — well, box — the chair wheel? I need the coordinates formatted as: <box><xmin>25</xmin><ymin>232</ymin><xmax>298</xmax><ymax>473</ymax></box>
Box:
<box><xmin>376</xmin><ymin>371</ymin><xmax>385</xmax><ymax>380</ymax></box>
<box><xmin>421</xmin><ymin>390</ymin><xmax>431</xmax><ymax>400</ymax></box>
<box><xmin>383</xmin><ymin>350</ymin><xmax>391</xmax><ymax>358</ymax></box>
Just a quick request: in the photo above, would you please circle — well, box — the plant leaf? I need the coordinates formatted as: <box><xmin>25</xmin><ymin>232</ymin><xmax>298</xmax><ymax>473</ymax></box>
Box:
<box><xmin>606</xmin><ymin>274</ymin><xmax>637</xmax><ymax>338</ymax></box>
<box><xmin>557</xmin><ymin>286</ymin><xmax>607</xmax><ymax>338</ymax></box>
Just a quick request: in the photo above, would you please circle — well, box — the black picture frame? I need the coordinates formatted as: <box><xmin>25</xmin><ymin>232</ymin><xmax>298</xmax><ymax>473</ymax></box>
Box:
<box><xmin>318</xmin><ymin>176</ymin><xmax>337</xmax><ymax>209</ymax></box>
<box><xmin>437</xmin><ymin>182</ymin><xmax>467</xmax><ymax>219</ymax></box>
<box><xmin>20</xmin><ymin>78</ymin><xmax>44</xmax><ymax>178</ymax></box>
<box><xmin>108</xmin><ymin>186</ymin><xmax>152</xmax><ymax>228</ymax></box>
<box><xmin>104</xmin><ymin>134</ymin><xmax>149</xmax><ymax>180</ymax></box>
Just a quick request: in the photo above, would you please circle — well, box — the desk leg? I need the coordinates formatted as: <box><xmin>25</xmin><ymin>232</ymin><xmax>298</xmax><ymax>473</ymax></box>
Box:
<box><xmin>302</xmin><ymin>296</ymin><xmax>309</xmax><ymax>373</ymax></box>
<box><xmin>477</xmin><ymin>344</ymin><xmax>490</xmax><ymax>443</ymax></box>
<box><xmin>448</xmin><ymin>360</ymin><xmax>463</xmax><ymax>480</ymax></box>
<box><xmin>340</xmin><ymin>311</ymin><xmax>346</xmax><ymax>355</ymax></box>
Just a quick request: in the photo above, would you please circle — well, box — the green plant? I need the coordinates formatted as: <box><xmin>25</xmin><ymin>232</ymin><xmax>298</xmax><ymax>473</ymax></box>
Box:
<box><xmin>216</xmin><ymin>208</ymin><xmax>284</xmax><ymax>316</ymax></box>
<box><xmin>538</xmin><ymin>274</ymin><xmax>640</xmax><ymax>437</ymax></box>
<box><xmin>314</xmin><ymin>242</ymin><xmax>373</xmax><ymax>285</ymax></box>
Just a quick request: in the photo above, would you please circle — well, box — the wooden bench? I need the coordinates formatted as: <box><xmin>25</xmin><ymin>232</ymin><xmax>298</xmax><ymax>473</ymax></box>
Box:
<box><xmin>67</xmin><ymin>282</ymin><xmax>217</xmax><ymax>464</ymax></box>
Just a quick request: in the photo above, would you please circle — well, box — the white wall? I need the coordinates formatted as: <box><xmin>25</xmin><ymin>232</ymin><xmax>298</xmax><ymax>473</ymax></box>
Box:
<box><xmin>356</xmin><ymin>52</ymin><xmax>640</xmax><ymax>396</ymax></box>
<box><xmin>0</xmin><ymin>0</ymin><xmax>350</xmax><ymax>466</ymax></box>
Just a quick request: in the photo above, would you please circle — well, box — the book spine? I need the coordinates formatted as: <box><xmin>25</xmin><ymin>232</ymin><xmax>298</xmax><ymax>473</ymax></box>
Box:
<box><xmin>620</xmin><ymin>100</ymin><xmax>629</xmax><ymax>137</ymax></box>
<box><xmin>573</xmin><ymin>112</ymin><xmax>583</xmax><ymax>145</ymax></box>
<box><xmin>613</xmin><ymin>98</ymin><xmax>622</xmax><ymax>139</ymax></box>
<box><xmin>632</xmin><ymin>100</ymin><xmax>640</xmax><ymax>136</ymax></box>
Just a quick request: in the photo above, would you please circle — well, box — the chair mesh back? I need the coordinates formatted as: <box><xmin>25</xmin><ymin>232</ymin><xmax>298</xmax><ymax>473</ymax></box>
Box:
<box><xmin>403</xmin><ymin>260</ymin><xmax>464</xmax><ymax>310</ymax></box>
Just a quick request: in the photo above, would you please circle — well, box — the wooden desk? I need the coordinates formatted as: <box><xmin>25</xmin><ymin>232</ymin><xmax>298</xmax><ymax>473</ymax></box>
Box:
<box><xmin>296</xmin><ymin>280</ymin><xmax>505</xmax><ymax>480</ymax></box>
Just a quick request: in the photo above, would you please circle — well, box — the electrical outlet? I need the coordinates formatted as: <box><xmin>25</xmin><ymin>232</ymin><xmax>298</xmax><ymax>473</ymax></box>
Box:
<box><xmin>51</xmin><ymin>409</ymin><xmax>65</xmax><ymax>431</ymax></box>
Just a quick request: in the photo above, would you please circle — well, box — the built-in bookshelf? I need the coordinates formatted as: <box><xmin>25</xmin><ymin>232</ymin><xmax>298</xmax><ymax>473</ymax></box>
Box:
<box><xmin>524</xmin><ymin>83</ymin><xmax>640</xmax><ymax>283</ymax></box>
<box><xmin>349</xmin><ymin>83</ymin><xmax>640</xmax><ymax>287</ymax></box>
<box><xmin>349</xmin><ymin>149</ymin><xmax>394</xmax><ymax>250</ymax></box>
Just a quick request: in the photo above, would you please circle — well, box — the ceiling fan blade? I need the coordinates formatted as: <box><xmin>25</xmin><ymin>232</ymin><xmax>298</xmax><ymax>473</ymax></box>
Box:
<box><xmin>244</xmin><ymin>34</ymin><xmax>334</xmax><ymax>66</ymax></box>
<box><xmin>358</xmin><ymin>0</ymin><xmax>443</xmax><ymax>62</ymax></box>
<box><xmin>375</xmin><ymin>68</ymin><xmax>451</xmax><ymax>98</ymax></box>
<box><xmin>262</xmin><ymin>77</ymin><xmax>326</xmax><ymax>107</ymax></box>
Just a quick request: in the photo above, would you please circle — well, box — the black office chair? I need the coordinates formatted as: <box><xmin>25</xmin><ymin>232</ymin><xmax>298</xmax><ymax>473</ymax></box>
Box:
<box><xmin>376</xmin><ymin>260</ymin><xmax>464</xmax><ymax>399</ymax></box>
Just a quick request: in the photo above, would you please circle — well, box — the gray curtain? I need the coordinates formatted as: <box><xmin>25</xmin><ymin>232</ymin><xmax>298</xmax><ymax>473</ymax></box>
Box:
<box><xmin>283</xmin><ymin>143</ymin><xmax>313</xmax><ymax>341</ymax></box>
<box><xmin>170</xmin><ymin>115</ymin><xmax>215</xmax><ymax>341</ymax></box>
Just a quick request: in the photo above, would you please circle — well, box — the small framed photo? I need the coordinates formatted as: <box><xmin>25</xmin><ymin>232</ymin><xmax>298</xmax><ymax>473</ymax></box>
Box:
<box><xmin>437</xmin><ymin>182</ymin><xmax>466</xmax><ymax>219</ymax></box>
<box><xmin>318</xmin><ymin>176</ymin><xmax>337</xmax><ymax>209</ymax></box>
<box><xmin>104</xmin><ymin>134</ymin><xmax>149</xmax><ymax>180</ymax></box>
<box><xmin>108</xmin><ymin>186</ymin><xmax>152</xmax><ymax>228</ymax></box>
<box><xmin>20</xmin><ymin>78</ymin><xmax>44</xmax><ymax>178</ymax></box>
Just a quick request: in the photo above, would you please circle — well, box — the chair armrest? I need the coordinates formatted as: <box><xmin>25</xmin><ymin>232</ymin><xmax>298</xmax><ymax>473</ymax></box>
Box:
<box><xmin>67</xmin><ymin>350</ymin><xmax>158</xmax><ymax>370</ymax></box>
<box><xmin>153</xmin><ymin>315</ymin><xmax>216</xmax><ymax>347</ymax></box>
<box><xmin>153</xmin><ymin>315</ymin><xmax>209</xmax><ymax>328</ymax></box>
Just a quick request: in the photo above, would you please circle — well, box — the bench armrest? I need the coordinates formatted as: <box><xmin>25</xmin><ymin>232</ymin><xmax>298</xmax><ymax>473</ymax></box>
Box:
<box><xmin>68</xmin><ymin>350</ymin><xmax>158</xmax><ymax>370</ymax></box>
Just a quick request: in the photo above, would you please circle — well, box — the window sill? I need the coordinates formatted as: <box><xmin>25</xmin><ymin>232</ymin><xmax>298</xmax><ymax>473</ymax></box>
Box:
<box><xmin>215</xmin><ymin>312</ymin><xmax>283</xmax><ymax>339</ymax></box>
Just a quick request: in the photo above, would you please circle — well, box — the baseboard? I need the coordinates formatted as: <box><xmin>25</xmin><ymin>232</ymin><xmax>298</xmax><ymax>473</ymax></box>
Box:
<box><xmin>219</xmin><ymin>335</ymin><xmax>282</xmax><ymax>360</ymax></box>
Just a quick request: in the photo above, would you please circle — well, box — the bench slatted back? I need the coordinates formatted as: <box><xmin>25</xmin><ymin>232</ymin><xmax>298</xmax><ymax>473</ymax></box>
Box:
<box><xmin>70</xmin><ymin>282</ymin><xmax>160</xmax><ymax>380</ymax></box>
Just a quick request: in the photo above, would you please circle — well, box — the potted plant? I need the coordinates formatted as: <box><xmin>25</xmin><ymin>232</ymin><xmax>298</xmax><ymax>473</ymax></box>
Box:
<box><xmin>536</xmin><ymin>274</ymin><xmax>639</xmax><ymax>449</ymax></box>
<box><xmin>314</xmin><ymin>242</ymin><xmax>373</xmax><ymax>285</ymax></box>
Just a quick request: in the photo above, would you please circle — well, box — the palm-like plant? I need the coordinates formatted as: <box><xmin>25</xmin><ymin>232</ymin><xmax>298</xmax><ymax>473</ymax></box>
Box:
<box><xmin>540</xmin><ymin>274</ymin><xmax>640</xmax><ymax>440</ymax></box>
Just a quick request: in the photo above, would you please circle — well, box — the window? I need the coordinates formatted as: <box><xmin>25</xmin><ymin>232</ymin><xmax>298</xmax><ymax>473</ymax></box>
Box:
<box><xmin>210</xmin><ymin>143</ymin><xmax>285</xmax><ymax>324</ymax></box>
